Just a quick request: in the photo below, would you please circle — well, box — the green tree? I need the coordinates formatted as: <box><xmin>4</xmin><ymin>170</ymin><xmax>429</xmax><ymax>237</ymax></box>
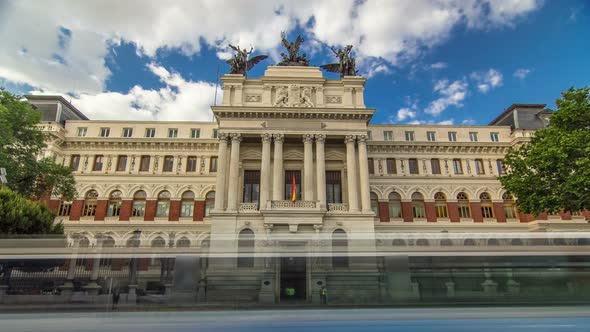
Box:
<box><xmin>0</xmin><ymin>89</ymin><xmax>76</xmax><ymax>200</ymax></box>
<box><xmin>499</xmin><ymin>87</ymin><xmax>590</xmax><ymax>215</ymax></box>
<box><xmin>0</xmin><ymin>186</ymin><xmax>63</xmax><ymax>235</ymax></box>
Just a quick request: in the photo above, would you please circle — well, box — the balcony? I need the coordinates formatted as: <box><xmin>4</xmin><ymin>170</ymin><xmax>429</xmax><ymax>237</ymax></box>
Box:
<box><xmin>238</xmin><ymin>203</ymin><xmax>259</xmax><ymax>213</ymax></box>
<box><xmin>327</xmin><ymin>203</ymin><xmax>348</xmax><ymax>213</ymax></box>
<box><xmin>269</xmin><ymin>200</ymin><xmax>318</xmax><ymax>210</ymax></box>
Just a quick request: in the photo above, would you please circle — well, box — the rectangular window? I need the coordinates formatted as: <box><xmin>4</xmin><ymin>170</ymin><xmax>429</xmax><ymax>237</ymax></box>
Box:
<box><xmin>504</xmin><ymin>205</ymin><xmax>517</xmax><ymax>219</ymax></box>
<box><xmin>243</xmin><ymin>170</ymin><xmax>261</xmax><ymax>204</ymax></box>
<box><xmin>383</xmin><ymin>131</ymin><xmax>393</xmax><ymax>141</ymax></box>
<box><xmin>99</xmin><ymin>127</ymin><xmax>110</xmax><ymax>137</ymax></box>
<box><xmin>469</xmin><ymin>132</ymin><xmax>478</xmax><ymax>142</ymax></box>
<box><xmin>448</xmin><ymin>131</ymin><xmax>457</xmax><ymax>142</ymax></box>
<box><xmin>122</xmin><ymin>128</ymin><xmax>133</xmax><ymax>138</ymax></box>
<box><xmin>408</xmin><ymin>158</ymin><xmax>419</xmax><ymax>174</ymax></box>
<box><xmin>139</xmin><ymin>155</ymin><xmax>151</xmax><ymax>172</ymax></box>
<box><xmin>181</xmin><ymin>201</ymin><xmax>194</xmax><ymax>217</ymax></box>
<box><xmin>107</xmin><ymin>201</ymin><xmax>121</xmax><ymax>217</ymax></box>
<box><xmin>481</xmin><ymin>205</ymin><xmax>494</xmax><ymax>219</ymax></box>
<box><xmin>168</xmin><ymin>128</ymin><xmax>178</xmax><ymax>138</ymax></box>
<box><xmin>156</xmin><ymin>201</ymin><xmax>170</xmax><ymax>217</ymax></box>
<box><xmin>209</xmin><ymin>156</ymin><xmax>218</xmax><ymax>172</ymax></box>
<box><xmin>490</xmin><ymin>132</ymin><xmax>499</xmax><ymax>142</ymax></box>
<box><xmin>458</xmin><ymin>204</ymin><xmax>471</xmax><ymax>218</ymax></box>
<box><xmin>163</xmin><ymin>155</ymin><xmax>174</xmax><ymax>172</ymax></box>
<box><xmin>367</xmin><ymin>131</ymin><xmax>372</xmax><ymax>140</ymax></box>
<box><xmin>92</xmin><ymin>155</ymin><xmax>104</xmax><ymax>171</ymax></box>
<box><xmin>497</xmin><ymin>159</ymin><xmax>506</xmax><ymax>175</ymax></box>
<box><xmin>145</xmin><ymin>128</ymin><xmax>156</xmax><ymax>138</ymax></box>
<box><xmin>58</xmin><ymin>201</ymin><xmax>72</xmax><ymax>217</ymax></box>
<box><xmin>474</xmin><ymin>159</ymin><xmax>485</xmax><ymax>175</ymax></box>
<box><xmin>213</xmin><ymin>129</ymin><xmax>218</xmax><ymax>138</ymax></box>
<box><xmin>190</xmin><ymin>128</ymin><xmax>200</xmax><ymax>138</ymax></box>
<box><xmin>116</xmin><ymin>155</ymin><xmax>127</xmax><ymax>172</ymax></box>
<box><xmin>431</xmin><ymin>158</ymin><xmax>441</xmax><ymax>174</ymax></box>
<box><xmin>326</xmin><ymin>171</ymin><xmax>342</xmax><ymax>204</ymax></box>
<box><xmin>386</xmin><ymin>158</ymin><xmax>396</xmax><ymax>174</ymax></box>
<box><xmin>453</xmin><ymin>159</ymin><xmax>463</xmax><ymax>175</ymax></box>
<box><xmin>132</xmin><ymin>201</ymin><xmax>145</xmax><ymax>217</ymax></box>
<box><xmin>368</xmin><ymin>158</ymin><xmax>375</xmax><ymax>175</ymax></box>
<box><xmin>76</xmin><ymin>127</ymin><xmax>87</xmax><ymax>137</ymax></box>
<box><xmin>413</xmin><ymin>203</ymin><xmax>425</xmax><ymax>218</ymax></box>
<box><xmin>70</xmin><ymin>155</ymin><xmax>80</xmax><ymax>171</ymax></box>
<box><xmin>427</xmin><ymin>131</ymin><xmax>436</xmax><ymax>142</ymax></box>
<box><xmin>186</xmin><ymin>156</ymin><xmax>198</xmax><ymax>172</ymax></box>
<box><xmin>405</xmin><ymin>131</ymin><xmax>415</xmax><ymax>141</ymax></box>
<box><xmin>284</xmin><ymin>170</ymin><xmax>301</xmax><ymax>201</ymax></box>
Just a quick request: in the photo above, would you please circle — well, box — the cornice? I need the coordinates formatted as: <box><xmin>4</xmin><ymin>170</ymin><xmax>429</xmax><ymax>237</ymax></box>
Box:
<box><xmin>212</xmin><ymin>106</ymin><xmax>375</xmax><ymax>121</ymax></box>
<box><xmin>368</xmin><ymin>142</ymin><xmax>510</xmax><ymax>155</ymax></box>
<box><xmin>63</xmin><ymin>139</ymin><xmax>219</xmax><ymax>151</ymax></box>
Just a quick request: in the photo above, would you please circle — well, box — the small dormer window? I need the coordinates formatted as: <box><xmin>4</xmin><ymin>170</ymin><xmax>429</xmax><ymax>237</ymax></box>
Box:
<box><xmin>122</xmin><ymin>128</ymin><xmax>133</xmax><ymax>138</ymax></box>
<box><xmin>76</xmin><ymin>127</ymin><xmax>87</xmax><ymax>137</ymax></box>
<box><xmin>383</xmin><ymin>131</ymin><xmax>393</xmax><ymax>141</ymax></box>
<box><xmin>168</xmin><ymin>128</ymin><xmax>178</xmax><ymax>138</ymax></box>
<box><xmin>99</xmin><ymin>127</ymin><xmax>110</xmax><ymax>137</ymax></box>
<box><xmin>469</xmin><ymin>132</ymin><xmax>478</xmax><ymax>142</ymax></box>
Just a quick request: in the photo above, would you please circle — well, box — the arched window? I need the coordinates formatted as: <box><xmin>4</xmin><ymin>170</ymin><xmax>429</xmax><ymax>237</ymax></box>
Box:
<box><xmin>434</xmin><ymin>192</ymin><xmax>448</xmax><ymax>218</ymax></box>
<box><xmin>237</xmin><ymin>229</ymin><xmax>255</xmax><ymax>268</ymax></box>
<box><xmin>156</xmin><ymin>190</ymin><xmax>171</xmax><ymax>217</ymax></box>
<box><xmin>151</xmin><ymin>236</ymin><xmax>166</xmax><ymax>247</ymax></box>
<box><xmin>511</xmin><ymin>238</ymin><xmax>524</xmax><ymax>246</ymax></box>
<box><xmin>107</xmin><ymin>190</ymin><xmax>122</xmax><ymax>217</ymax></box>
<box><xmin>132</xmin><ymin>190</ymin><xmax>146</xmax><ymax>217</ymax></box>
<box><xmin>180</xmin><ymin>191</ymin><xmax>195</xmax><ymax>217</ymax></box>
<box><xmin>176</xmin><ymin>237</ymin><xmax>191</xmax><ymax>248</ymax></box>
<box><xmin>83</xmin><ymin>190</ymin><xmax>98</xmax><ymax>216</ymax></box>
<box><xmin>392</xmin><ymin>239</ymin><xmax>406</xmax><ymax>246</ymax></box>
<box><xmin>370</xmin><ymin>192</ymin><xmax>379</xmax><ymax>215</ymax></box>
<box><xmin>480</xmin><ymin>192</ymin><xmax>494</xmax><ymax>218</ymax></box>
<box><xmin>205</xmin><ymin>191</ymin><xmax>215</xmax><ymax>217</ymax></box>
<box><xmin>388</xmin><ymin>192</ymin><xmax>403</xmax><ymax>219</ymax></box>
<box><xmin>411</xmin><ymin>192</ymin><xmax>425</xmax><ymax>218</ymax></box>
<box><xmin>332</xmin><ymin>229</ymin><xmax>349</xmax><ymax>268</ymax></box>
<box><xmin>440</xmin><ymin>239</ymin><xmax>452</xmax><ymax>246</ymax></box>
<box><xmin>79</xmin><ymin>236</ymin><xmax>90</xmax><ymax>247</ymax></box>
<box><xmin>502</xmin><ymin>193</ymin><xmax>517</xmax><ymax>219</ymax></box>
<box><xmin>457</xmin><ymin>192</ymin><xmax>471</xmax><ymax>218</ymax></box>
<box><xmin>487</xmin><ymin>238</ymin><xmax>500</xmax><ymax>246</ymax></box>
<box><xmin>102</xmin><ymin>236</ymin><xmax>115</xmax><ymax>247</ymax></box>
<box><xmin>416</xmin><ymin>239</ymin><xmax>429</xmax><ymax>246</ymax></box>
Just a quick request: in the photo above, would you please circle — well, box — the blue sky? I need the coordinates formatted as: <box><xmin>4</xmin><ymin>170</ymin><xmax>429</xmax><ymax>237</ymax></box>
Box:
<box><xmin>0</xmin><ymin>0</ymin><xmax>588</xmax><ymax>125</ymax></box>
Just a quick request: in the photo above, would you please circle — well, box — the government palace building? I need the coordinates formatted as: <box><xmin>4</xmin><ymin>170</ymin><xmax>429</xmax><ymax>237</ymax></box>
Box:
<box><xmin>24</xmin><ymin>64</ymin><xmax>590</xmax><ymax>305</ymax></box>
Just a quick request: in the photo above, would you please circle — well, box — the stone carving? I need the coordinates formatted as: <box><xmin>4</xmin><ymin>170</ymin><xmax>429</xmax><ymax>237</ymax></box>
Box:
<box><xmin>245</xmin><ymin>95</ymin><xmax>262</xmax><ymax>102</ymax></box>
<box><xmin>277</xmin><ymin>32</ymin><xmax>309</xmax><ymax>66</ymax></box>
<box><xmin>320</xmin><ymin>45</ymin><xmax>358</xmax><ymax>77</ymax></box>
<box><xmin>325</xmin><ymin>96</ymin><xmax>342</xmax><ymax>104</ymax></box>
<box><xmin>273</xmin><ymin>86</ymin><xmax>289</xmax><ymax>107</ymax></box>
<box><xmin>226</xmin><ymin>44</ymin><xmax>268</xmax><ymax>76</ymax></box>
<box><xmin>298</xmin><ymin>87</ymin><xmax>314</xmax><ymax>107</ymax></box>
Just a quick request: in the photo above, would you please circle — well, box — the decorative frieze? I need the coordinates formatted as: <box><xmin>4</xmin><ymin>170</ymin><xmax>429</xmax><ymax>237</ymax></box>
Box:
<box><xmin>325</xmin><ymin>96</ymin><xmax>342</xmax><ymax>104</ymax></box>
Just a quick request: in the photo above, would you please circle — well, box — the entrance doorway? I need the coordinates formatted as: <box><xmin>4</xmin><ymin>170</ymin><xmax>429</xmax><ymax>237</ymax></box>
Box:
<box><xmin>280</xmin><ymin>256</ymin><xmax>306</xmax><ymax>302</ymax></box>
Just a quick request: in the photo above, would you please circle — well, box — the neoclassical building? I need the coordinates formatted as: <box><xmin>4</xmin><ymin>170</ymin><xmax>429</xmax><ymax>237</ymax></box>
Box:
<box><xmin>27</xmin><ymin>66</ymin><xmax>590</xmax><ymax>304</ymax></box>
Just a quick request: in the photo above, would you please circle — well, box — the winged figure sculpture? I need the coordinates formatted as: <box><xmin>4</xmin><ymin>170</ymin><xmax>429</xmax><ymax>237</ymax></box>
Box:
<box><xmin>226</xmin><ymin>44</ymin><xmax>268</xmax><ymax>76</ymax></box>
<box><xmin>277</xmin><ymin>32</ymin><xmax>309</xmax><ymax>66</ymax></box>
<box><xmin>320</xmin><ymin>45</ymin><xmax>358</xmax><ymax>77</ymax></box>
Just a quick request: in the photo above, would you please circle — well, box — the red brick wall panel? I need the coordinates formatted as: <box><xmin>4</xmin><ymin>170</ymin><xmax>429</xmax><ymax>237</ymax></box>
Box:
<box><xmin>169</xmin><ymin>200</ymin><xmax>181</xmax><ymax>221</ymax></box>
<box><xmin>378</xmin><ymin>202</ymin><xmax>389</xmax><ymax>222</ymax></box>
<box><xmin>561</xmin><ymin>211</ymin><xmax>572</xmax><ymax>220</ymax></box>
<box><xmin>424</xmin><ymin>202</ymin><xmax>437</xmax><ymax>222</ymax></box>
<box><xmin>94</xmin><ymin>200</ymin><xmax>108</xmax><ymax>221</ymax></box>
<box><xmin>470</xmin><ymin>202</ymin><xmax>483</xmax><ymax>222</ymax></box>
<box><xmin>194</xmin><ymin>200</ymin><xmax>205</xmax><ymax>221</ymax></box>
<box><xmin>119</xmin><ymin>200</ymin><xmax>132</xmax><ymax>221</ymax></box>
<box><xmin>493</xmin><ymin>202</ymin><xmax>506</xmax><ymax>223</ymax></box>
<box><xmin>447</xmin><ymin>202</ymin><xmax>460</xmax><ymax>222</ymax></box>
<box><xmin>144</xmin><ymin>200</ymin><xmax>157</xmax><ymax>221</ymax></box>
<box><xmin>402</xmin><ymin>202</ymin><xmax>413</xmax><ymax>222</ymax></box>
<box><xmin>48</xmin><ymin>199</ymin><xmax>60</xmax><ymax>212</ymax></box>
<box><xmin>69</xmin><ymin>200</ymin><xmax>84</xmax><ymax>220</ymax></box>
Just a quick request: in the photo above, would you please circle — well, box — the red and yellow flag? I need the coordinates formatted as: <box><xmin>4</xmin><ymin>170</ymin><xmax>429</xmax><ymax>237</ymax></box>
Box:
<box><xmin>291</xmin><ymin>173</ymin><xmax>296</xmax><ymax>203</ymax></box>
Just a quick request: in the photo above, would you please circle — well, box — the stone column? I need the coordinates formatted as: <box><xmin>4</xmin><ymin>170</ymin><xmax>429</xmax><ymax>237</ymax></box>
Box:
<box><xmin>345</xmin><ymin>135</ymin><xmax>359</xmax><ymax>212</ymax></box>
<box><xmin>272</xmin><ymin>134</ymin><xmax>284</xmax><ymax>201</ymax></box>
<box><xmin>357</xmin><ymin>135</ymin><xmax>371</xmax><ymax>213</ymax></box>
<box><xmin>303</xmin><ymin>134</ymin><xmax>314</xmax><ymax>201</ymax></box>
<box><xmin>315</xmin><ymin>134</ymin><xmax>326</xmax><ymax>209</ymax></box>
<box><xmin>226</xmin><ymin>133</ymin><xmax>242</xmax><ymax>212</ymax></box>
<box><xmin>61</xmin><ymin>233</ymin><xmax>81</xmax><ymax>296</ymax></box>
<box><xmin>213</xmin><ymin>133</ymin><xmax>229</xmax><ymax>211</ymax></box>
<box><xmin>85</xmin><ymin>234</ymin><xmax>103</xmax><ymax>295</ymax></box>
<box><xmin>259</xmin><ymin>133</ymin><xmax>272</xmax><ymax>209</ymax></box>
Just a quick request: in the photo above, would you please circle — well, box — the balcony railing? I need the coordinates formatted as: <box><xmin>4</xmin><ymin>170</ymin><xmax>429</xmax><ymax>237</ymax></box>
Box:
<box><xmin>327</xmin><ymin>203</ymin><xmax>348</xmax><ymax>213</ymax></box>
<box><xmin>238</xmin><ymin>203</ymin><xmax>259</xmax><ymax>213</ymax></box>
<box><xmin>269</xmin><ymin>200</ymin><xmax>318</xmax><ymax>209</ymax></box>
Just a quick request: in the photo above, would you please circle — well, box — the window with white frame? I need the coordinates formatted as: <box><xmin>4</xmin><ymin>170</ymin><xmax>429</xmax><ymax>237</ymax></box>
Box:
<box><xmin>383</xmin><ymin>131</ymin><xmax>393</xmax><ymax>141</ymax></box>
<box><xmin>426</xmin><ymin>131</ymin><xmax>436</xmax><ymax>142</ymax></box>
<box><xmin>191</xmin><ymin>128</ymin><xmax>200</xmax><ymax>138</ymax></box>
<box><xmin>145</xmin><ymin>128</ymin><xmax>156</xmax><ymax>138</ymax></box>
<box><xmin>99</xmin><ymin>127</ymin><xmax>110</xmax><ymax>137</ymax></box>
<box><xmin>76</xmin><ymin>127</ymin><xmax>87</xmax><ymax>137</ymax></box>
<box><xmin>490</xmin><ymin>132</ymin><xmax>499</xmax><ymax>142</ymax></box>
<box><xmin>122</xmin><ymin>127</ymin><xmax>133</xmax><ymax>138</ymax></box>
<box><xmin>167</xmin><ymin>128</ymin><xmax>178</xmax><ymax>138</ymax></box>
<box><xmin>448</xmin><ymin>131</ymin><xmax>457</xmax><ymax>142</ymax></box>
<box><xmin>469</xmin><ymin>132</ymin><xmax>478</xmax><ymax>142</ymax></box>
<box><xmin>405</xmin><ymin>131</ymin><xmax>415</xmax><ymax>141</ymax></box>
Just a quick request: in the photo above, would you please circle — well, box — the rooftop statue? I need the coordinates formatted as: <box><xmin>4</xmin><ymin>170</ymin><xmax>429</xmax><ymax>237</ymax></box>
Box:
<box><xmin>320</xmin><ymin>45</ymin><xmax>358</xmax><ymax>77</ymax></box>
<box><xmin>277</xmin><ymin>32</ymin><xmax>310</xmax><ymax>66</ymax></box>
<box><xmin>226</xmin><ymin>44</ymin><xmax>268</xmax><ymax>76</ymax></box>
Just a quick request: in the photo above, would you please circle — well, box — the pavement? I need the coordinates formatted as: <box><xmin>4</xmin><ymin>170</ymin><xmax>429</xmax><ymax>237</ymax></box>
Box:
<box><xmin>2</xmin><ymin>307</ymin><xmax>590</xmax><ymax>331</ymax></box>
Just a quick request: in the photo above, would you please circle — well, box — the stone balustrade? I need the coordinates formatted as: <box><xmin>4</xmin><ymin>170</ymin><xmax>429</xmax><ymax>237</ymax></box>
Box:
<box><xmin>327</xmin><ymin>203</ymin><xmax>348</xmax><ymax>213</ymax></box>
<box><xmin>238</xmin><ymin>203</ymin><xmax>259</xmax><ymax>213</ymax></box>
<box><xmin>270</xmin><ymin>200</ymin><xmax>318</xmax><ymax>209</ymax></box>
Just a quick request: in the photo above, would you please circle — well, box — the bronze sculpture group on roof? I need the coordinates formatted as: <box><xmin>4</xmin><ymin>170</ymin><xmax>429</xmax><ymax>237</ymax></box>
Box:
<box><xmin>226</xmin><ymin>32</ymin><xmax>357</xmax><ymax>78</ymax></box>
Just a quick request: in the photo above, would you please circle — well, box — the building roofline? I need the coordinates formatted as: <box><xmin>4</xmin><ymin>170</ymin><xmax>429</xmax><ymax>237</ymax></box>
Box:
<box><xmin>24</xmin><ymin>95</ymin><xmax>90</xmax><ymax>120</ymax></box>
<box><xmin>488</xmin><ymin>103</ymin><xmax>546</xmax><ymax>126</ymax></box>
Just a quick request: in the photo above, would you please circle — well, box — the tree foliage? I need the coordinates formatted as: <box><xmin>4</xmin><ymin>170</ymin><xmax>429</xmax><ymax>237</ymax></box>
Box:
<box><xmin>499</xmin><ymin>87</ymin><xmax>590</xmax><ymax>215</ymax></box>
<box><xmin>0</xmin><ymin>186</ymin><xmax>63</xmax><ymax>235</ymax></box>
<box><xmin>0</xmin><ymin>89</ymin><xmax>76</xmax><ymax>200</ymax></box>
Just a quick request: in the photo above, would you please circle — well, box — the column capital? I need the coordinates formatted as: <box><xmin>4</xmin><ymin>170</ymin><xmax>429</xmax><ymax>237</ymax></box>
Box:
<box><xmin>273</xmin><ymin>133</ymin><xmax>284</xmax><ymax>142</ymax></box>
<box><xmin>315</xmin><ymin>134</ymin><xmax>326</xmax><ymax>143</ymax></box>
<box><xmin>356</xmin><ymin>134</ymin><xmax>368</xmax><ymax>143</ymax></box>
<box><xmin>302</xmin><ymin>134</ymin><xmax>314</xmax><ymax>144</ymax></box>
<box><xmin>261</xmin><ymin>133</ymin><xmax>272</xmax><ymax>142</ymax></box>
<box><xmin>218</xmin><ymin>132</ymin><xmax>229</xmax><ymax>141</ymax></box>
<box><xmin>230</xmin><ymin>133</ymin><xmax>242</xmax><ymax>142</ymax></box>
<box><xmin>344</xmin><ymin>135</ymin><xmax>356</xmax><ymax>144</ymax></box>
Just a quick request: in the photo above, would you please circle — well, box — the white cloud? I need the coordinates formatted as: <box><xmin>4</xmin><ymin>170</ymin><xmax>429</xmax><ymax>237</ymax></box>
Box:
<box><xmin>32</xmin><ymin>63</ymin><xmax>219</xmax><ymax>121</ymax></box>
<box><xmin>424</xmin><ymin>79</ymin><xmax>468</xmax><ymax>116</ymax></box>
<box><xmin>470</xmin><ymin>69</ymin><xmax>503</xmax><ymax>93</ymax></box>
<box><xmin>430</xmin><ymin>62</ymin><xmax>448</xmax><ymax>69</ymax></box>
<box><xmin>396</xmin><ymin>107</ymin><xmax>417</xmax><ymax>121</ymax></box>
<box><xmin>461</xmin><ymin>118</ymin><xmax>476</xmax><ymax>125</ymax></box>
<box><xmin>513</xmin><ymin>68</ymin><xmax>532</xmax><ymax>79</ymax></box>
<box><xmin>437</xmin><ymin>119</ymin><xmax>454</xmax><ymax>125</ymax></box>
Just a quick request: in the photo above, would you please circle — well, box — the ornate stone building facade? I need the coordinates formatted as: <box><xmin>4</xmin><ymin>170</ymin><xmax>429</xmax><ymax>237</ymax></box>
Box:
<box><xmin>29</xmin><ymin>66</ymin><xmax>590</xmax><ymax>304</ymax></box>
